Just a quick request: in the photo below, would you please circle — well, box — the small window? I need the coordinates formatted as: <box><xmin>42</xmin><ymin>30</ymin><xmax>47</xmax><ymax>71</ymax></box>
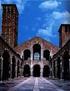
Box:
<box><xmin>34</xmin><ymin>52</ymin><xmax>40</xmax><ymax>60</ymax></box>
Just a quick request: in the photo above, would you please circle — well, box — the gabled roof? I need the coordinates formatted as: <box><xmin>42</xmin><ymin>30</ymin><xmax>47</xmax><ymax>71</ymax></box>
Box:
<box><xmin>15</xmin><ymin>36</ymin><xmax>59</xmax><ymax>54</ymax></box>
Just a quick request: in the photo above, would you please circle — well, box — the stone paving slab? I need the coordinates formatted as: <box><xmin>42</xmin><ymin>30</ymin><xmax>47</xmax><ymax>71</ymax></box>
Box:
<box><xmin>0</xmin><ymin>77</ymin><xmax>70</xmax><ymax>91</ymax></box>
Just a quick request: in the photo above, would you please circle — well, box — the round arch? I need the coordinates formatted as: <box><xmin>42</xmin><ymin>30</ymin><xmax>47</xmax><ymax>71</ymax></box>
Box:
<box><xmin>63</xmin><ymin>50</ymin><xmax>69</xmax><ymax>80</ymax></box>
<box><xmin>43</xmin><ymin>65</ymin><xmax>50</xmax><ymax>77</ymax></box>
<box><xmin>33</xmin><ymin>44</ymin><xmax>41</xmax><ymax>60</ymax></box>
<box><xmin>43</xmin><ymin>50</ymin><xmax>50</xmax><ymax>60</ymax></box>
<box><xmin>33</xmin><ymin>64</ymin><xmax>40</xmax><ymax>77</ymax></box>
<box><xmin>17</xmin><ymin>60</ymin><xmax>20</xmax><ymax>77</ymax></box>
<box><xmin>24</xmin><ymin>49</ymin><xmax>31</xmax><ymax>60</ymax></box>
<box><xmin>12</xmin><ymin>56</ymin><xmax>16</xmax><ymax>78</ymax></box>
<box><xmin>2</xmin><ymin>50</ymin><xmax>10</xmax><ymax>80</ymax></box>
<box><xmin>23</xmin><ymin>65</ymin><xmax>30</xmax><ymax>77</ymax></box>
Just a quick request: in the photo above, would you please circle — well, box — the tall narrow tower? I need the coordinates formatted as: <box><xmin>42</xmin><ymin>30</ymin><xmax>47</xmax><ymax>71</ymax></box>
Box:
<box><xmin>2</xmin><ymin>4</ymin><xmax>18</xmax><ymax>48</ymax></box>
<box><xmin>59</xmin><ymin>24</ymin><xmax>70</xmax><ymax>47</ymax></box>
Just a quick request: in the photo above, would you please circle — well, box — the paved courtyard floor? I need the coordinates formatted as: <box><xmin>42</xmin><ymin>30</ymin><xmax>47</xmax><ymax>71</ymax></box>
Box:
<box><xmin>0</xmin><ymin>77</ymin><xmax>70</xmax><ymax>91</ymax></box>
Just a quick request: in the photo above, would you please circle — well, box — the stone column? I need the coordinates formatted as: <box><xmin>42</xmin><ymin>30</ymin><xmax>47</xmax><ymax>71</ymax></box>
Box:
<box><xmin>52</xmin><ymin>61</ymin><xmax>54</xmax><ymax>79</ymax></box>
<box><xmin>31</xmin><ymin>49</ymin><xmax>33</xmax><ymax>61</ymax></box>
<box><xmin>41</xmin><ymin>49</ymin><xmax>43</xmax><ymax>60</ymax></box>
<box><xmin>15</xmin><ymin>59</ymin><xmax>17</xmax><ymax>78</ymax></box>
<box><xmin>31</xmin><ymin>66</ymin><xmax>33</xmax><ymax>76</ymax></box>
<box><xmin>0</xmin><ymin>56</ymin><xmax>3</xmax><ymax>81</ymax></box>
<box><xmin>60</xmin><ymin>57</ymin><xmax>63</xmax><ymax>79</ymax></box>
<box><xmin>19</xmin><ymin>61</ymin><xmax>22</xmax><ymax>77</ymax></box>
<box><xmin>10</xmin><ymin>56</ymin><xmax>12</xmax><ymax>79</ymax></box>
<box><xmin>40</xmin><ymin>67</ymin><xmax>43</xmax><ymax>77</ymax></box>
<box><xmin>69</xmin><ymin>58</ymin><xmax>70</xmax><ymax>80</ymax></box>
<box><xmin>41</xmin><ymin>44</ymin><xmax>43</xmax><ymax>60</ymax></box>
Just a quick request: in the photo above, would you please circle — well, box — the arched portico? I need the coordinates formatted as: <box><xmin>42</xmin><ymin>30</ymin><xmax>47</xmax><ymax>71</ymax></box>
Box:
<box><xmin>43</xmin><ymin>65</ymin><xmax>50</xmax><ymax>77</ymax></box>
<box><xmin>2</xmin><ymin>50</ymin><xmax>10</xmax><ymax>80</ymax></box>
<box><xmin>33</xmin><ymin>64</ymin><xmax>40</xmax><ymax>77</ymax></box>
<box><xmin>24</xmin><ymin>49</ymin><xmax>31</xmax><ymax>60</ymax></box>
<box><xmin>43</xmin><ymin>50</ymin><xmax>50</xmax><ymax>60</ymax></box>
<box><xmin>23</xmin><ymin>65</ymin><xmax>30</xmax><ymax>77</ymax></box>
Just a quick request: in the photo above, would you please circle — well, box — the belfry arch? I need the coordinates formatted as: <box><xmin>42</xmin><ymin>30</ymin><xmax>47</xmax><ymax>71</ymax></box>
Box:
<box><xmin>33</xmin><ymin>44</ymin><xmax>41</xmax><ymax>60</ymax></box>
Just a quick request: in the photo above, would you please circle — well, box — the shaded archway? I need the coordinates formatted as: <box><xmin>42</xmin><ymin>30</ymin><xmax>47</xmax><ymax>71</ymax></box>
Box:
<box><xmin>43</xmin><ymin>65</ymin><xmax>50</xmax><ymax>77</ymax></box>
<box><xmin>57</xmin><ymin>57</ymin><xmax>61</xmax><ymax>79</ymax></box>
<box><xmin>17</xmin><ymin>60</ymin><xmax>20</xmax><ymax>77</ymax></box>
<box><xmin>33</xmin><ymin>44</ymin><xmax>41</xmax><ymax>60</ymax></box>
<box><xmin>24</xmin><ymin>49</ymin><xmax>31</xmax><ymax>60</ymax></box>
<box><xmin>12</xmin><ymin>56</ymin><xmax>16</xmax><ymax>78</ymax></box>
<box><xmin>2</xmin><ymin>50</ymin><xmax>10</xmax><ymax>80</ymax></box>
<box><xmin>33</xmin><ymin>64</ymin><xmax>40</xmax><ymax>77</ymax></box>
<box><xmin>43</xmin><ymin>50</ymin><xmax>50</xmax><ymax>60</ymax></box>
<box><xmin>23</xmin><ymin>65</ymin><xmax>30</xmax><ymax>77</ymax></box>
<box><xmin>63</xmin><ymin>50</ymin><xmax>69</xmax><ymax>80</ymax></box>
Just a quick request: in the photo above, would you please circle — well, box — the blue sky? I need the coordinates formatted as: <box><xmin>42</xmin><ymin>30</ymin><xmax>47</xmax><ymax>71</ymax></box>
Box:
<box><xmin>0</xmin><ymin>0</ymin><xmax>70</xmax><ymax>46</ymax></box>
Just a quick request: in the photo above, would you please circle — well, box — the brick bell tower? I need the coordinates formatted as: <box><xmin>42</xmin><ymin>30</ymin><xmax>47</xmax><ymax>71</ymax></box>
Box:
<box><xmin>59</xmin><ymin>24</ymin><xmax>70</xmax><ymax>48</ymax></box>
<box><xmin>2</xmin><ymin>4</ymin><xmax>18</xmax><ymax>48</ymax></box>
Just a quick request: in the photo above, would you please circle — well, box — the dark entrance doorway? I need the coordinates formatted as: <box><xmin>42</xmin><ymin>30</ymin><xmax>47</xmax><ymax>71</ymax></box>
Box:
<box><xmin>63</xmin><ymin>50</ymin><xmax>69</xmax><ymax>80</ymax></box>
<box><xmin>2</xmin><ymin>50</ymin><xmax>10</xmax><ymax>80</ymax></box>
<box><xmin>33</xmin><ymin>64</ymin><xmax>40</xmax><ymax>77</ymax></box>
<box><xmin>23</xmin><ymin>65</ymin><xmax>30</xmax><ymax>77</ymax></box>
<box><xmin>12</xmin><ymin>56</ymin><xmax>16</xmax><ymax>78</ymax></box>
<box><xmin>43</xmin><ymin>65</ymin><xmax>50</xmax><ymax>77</ymax></box>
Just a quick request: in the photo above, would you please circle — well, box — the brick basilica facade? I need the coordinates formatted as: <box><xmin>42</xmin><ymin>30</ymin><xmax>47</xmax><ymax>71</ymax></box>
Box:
<box><xmin>0</xmin><ymin>4</ymin><xmax>70</xmax><ymax>81</ymax></box>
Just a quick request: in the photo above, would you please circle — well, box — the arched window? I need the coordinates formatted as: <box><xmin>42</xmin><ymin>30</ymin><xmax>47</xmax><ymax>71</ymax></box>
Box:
<box><xmin>43</xmin><ymin>50</ymin><xmax>50</xmax><ymax>60</ymax></box>
<box><xmin>33</xmin><ymin>44</ymin><xmax>41</xmax><ymax>60</ymax></box>
<box><xmin>24</xmin><ymin>49</ymin><xmax>31</xmax><ymax>60</ymax></box>
<box><xmin>2</xmin><ymin>50</ymin><xmax>10</xmax><ymax>80</ymax></box>
<box><xmin>23</xmin><ymin>65</ymin><xmax>30</xmax><ymax>77</ymax></box>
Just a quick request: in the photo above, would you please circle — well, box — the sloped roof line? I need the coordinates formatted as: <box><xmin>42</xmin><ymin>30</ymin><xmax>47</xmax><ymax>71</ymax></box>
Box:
<box><xmin>15</xmin><ymin>36</ymin><xmax>59</xmax><ymax>49</ymax></box>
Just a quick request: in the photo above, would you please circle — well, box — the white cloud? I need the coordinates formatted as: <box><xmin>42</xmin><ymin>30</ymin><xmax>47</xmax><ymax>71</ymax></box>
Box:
<box><xmin>37</xmin><ymin>21</ymin><xmax>56</xmax><ymax>38</ymax></box>
<box><xmin>52</xmin><ymin>11</ymin><xmax>70</xmax><ymax>24</ymax></box>
<box><xmin>0</xmin><ymin>0</ymin><xmax>27</xmax><ymax>14</ymax></box>
<box><xmin>39</xmin><ymin>0</ymin><xmax>61</xmax><ymax>10</ymax></box>
<box><xmin>52</xmin><ymin>11</ymin><xmax>70</xmax><ymax>19</ymax></box>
